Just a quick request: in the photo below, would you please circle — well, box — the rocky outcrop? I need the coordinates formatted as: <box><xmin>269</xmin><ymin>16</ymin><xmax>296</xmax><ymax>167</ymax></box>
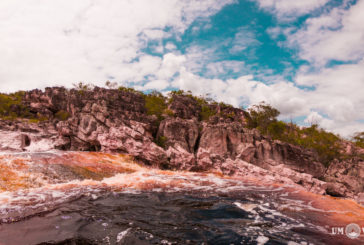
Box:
<box><xmin>157</xmin><ymin>118</ymin><xmax>198</xmax><ymax>169</ymax></box>
<box><xmin>0</xmin><ymin>87</ymin><xmax>363</xmax><ymax>201</ymax></box>
<box><xmin>196</xmin><ymin>122</ymin><xmax>325</xmax><ymax>178</ymax></box>
<box><xmin>324</xmin><ymin>157</ymin><xmax>364</xmax><ymax>198</ymax></box>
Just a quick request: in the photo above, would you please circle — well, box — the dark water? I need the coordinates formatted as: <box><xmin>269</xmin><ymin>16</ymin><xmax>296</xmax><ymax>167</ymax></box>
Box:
<box><xmin>0</xmin><ymin>152</ymin><xmax>363</xmax><ymax>245</ymax></box>
<box><xmin>0</xmin><ymin>190</ymin><xmax>351</xmax><ymax>245</ymax></box>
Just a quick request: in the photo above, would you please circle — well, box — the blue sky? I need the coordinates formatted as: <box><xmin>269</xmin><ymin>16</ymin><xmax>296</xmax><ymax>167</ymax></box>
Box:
<box><xmin>1</xmin><ymin>0</ymin><xmax>364</xmax><ymax>136</ymax></box>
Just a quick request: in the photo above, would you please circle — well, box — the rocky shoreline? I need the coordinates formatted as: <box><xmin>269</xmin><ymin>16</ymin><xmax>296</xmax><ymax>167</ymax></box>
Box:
<box><xmin>0</xmin><ymin>87</ymin><xmax>363</xmax><ymax>203</ymax></box>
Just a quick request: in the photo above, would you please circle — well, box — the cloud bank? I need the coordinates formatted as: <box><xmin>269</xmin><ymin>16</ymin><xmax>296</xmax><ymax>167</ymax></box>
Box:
<box><xmin>0</xmin><ymin>0</ymin><xmax>234</xmax><ymax>91</ymax></box>
<box><xmin>1</xmin><ymin>0</ymin><xmax>364</xmax><ymax>137</ymax></box>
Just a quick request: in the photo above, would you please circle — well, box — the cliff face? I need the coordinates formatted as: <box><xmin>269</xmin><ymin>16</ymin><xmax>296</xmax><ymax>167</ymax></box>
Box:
<box><xmin>0</xmin><ymin>87</ymin><xmax>363</xmax><ymax>201</ymax></box>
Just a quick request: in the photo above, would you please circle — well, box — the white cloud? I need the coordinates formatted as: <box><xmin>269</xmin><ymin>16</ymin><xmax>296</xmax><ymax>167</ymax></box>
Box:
<box><xmin>169</xmin><ymin>1</ymin><xmax>364</xmax><ymax>137</ymax></box>
<box><xmin>288</xmin><ymin>0</ymin><xmax>364</xmax><ymax>66</ymax></box>
<box><xmin>276</xmin><ymin>0</ymin><xmax>364</xmax><ymax>136</ymax></box>
<box><xmin>205</xmin><ymin>61</ymin><xmax>246</xmax><ymax>77</ymax></box>
<box><xmin>170</xmin><ymin>67</ymin><xmax>364</xmax><ymax>136</ymax></box>
<box><xmin>229</xmin><ymin>27</ymin><xmax>260</xmax><ymax>54</ymax></box>
<box><xmin>0</xmin><ymin>0</ymin><xmax>235</xmax><ymax>92</ymax></box>
<box><xmin>304</xmin><ymin>111</ymin><xmax>364</xmax><ymax>137</ymax></box>
<box><xmin>183</xmin><ymin>29</ymin><xmax>258</xmax><ymax>78</ymax></box>
<box><xmin>171</xmin><ymin>67</ymin><xmax>306</xmax><ymax>114</ymax></box>
<box><xmin>296</xmin><ymin>59</ymin><xmax>364</xmax><ymax>122</ymax></box>
<box><xmin>158</xmin><ymin>53</ymin><xmax>186</xmax><ymax>79</ymax></box>
<box><xmin>138</xmin><ymin>80</ymin><xmax>169</xmax><ymax>91</ymax></box>
<box><xmin>1</xmin><ymin>0</ymin><xmax>363</xmax><ymax>137</ymax></box>
<box><xmin>256</xmin><ymin>0</ymin><xmax>329</xmax><ymax>19</ymax></box>
<box><xmin>165</xmin><ymin>42</ymin><xmax>177</xmax><ymax>51</ymax></box>
<box><xmin>266</xmin><ymin>26</ymin><xmax>282</xmax><ymax>39</ymax></box>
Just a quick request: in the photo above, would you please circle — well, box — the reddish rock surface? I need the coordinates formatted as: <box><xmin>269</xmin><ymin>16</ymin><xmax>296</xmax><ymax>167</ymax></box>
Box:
<box><xmin>0</xmin><ymin>87</ymin><xmax>363</xmax><ymax>202</ymax></box>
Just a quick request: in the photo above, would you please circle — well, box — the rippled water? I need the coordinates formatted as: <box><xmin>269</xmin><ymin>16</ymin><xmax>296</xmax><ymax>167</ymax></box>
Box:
<box><xmin>0</xmin><ymin>152</ymin><xmax>363</xmax><ymax>244</ymax></box>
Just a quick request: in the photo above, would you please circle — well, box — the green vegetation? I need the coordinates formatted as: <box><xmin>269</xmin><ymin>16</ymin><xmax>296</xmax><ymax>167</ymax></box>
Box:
<box><xmin>200</xmin><ymin>105</ymin><xmax>215</xmax><ymax>121</ymax></box>
<box><xmin>0</xmin><ymin>92</ymin><xmax>52</xmax><ymax>122</ymax></box>
<box><xmin>169</xmin><ymin>90</ymin><xmax>208</xmax><ymax>106</ymax></box>
<box><xmin>247</xmin><ymin>102</ymin><xmax>343</xmax><ymax>166</ymax></box>
<box><xmin>164</xmin><ymin>109</ymin><xmax>175</xmax><ymax>117</ymax></box>
<box><xmin>155</xmin><ymin>136</ymin><xmax>168</xmax><ymax>148</ymax></box>
<box><xmin>247</xmin><ymin>102</ymin><xmax>280</xmax><ymax>134</ymax></box>
<box><xmin>118</xmin><ymin>86</ymin><xmax>143</xmax><ymax>94</ymax></box>
<box><xmin>28</xmin><ymin>116</ymin><xmax>49</xmax><ymax>123</ymax></box>
<box><xmin>0</xmin><ymin>91</ymin><xmax>34</xmax><ymax>120</ymax></box>
<box><xmin>55</xmin><ymin>110</ymin><xmax>70</xmax><ymax>121</ymax></box>
<box><xmin>73</xmin><ymin>82</ymin><xmax>94</xmax><ymax>91</ymax></box>
<box><xmin>216</xmin><ymin>101</ymin><xmax>233</xmax><ymax>109</ymax></box>
<box><xmin>144</xmin><ymin>91</ymin><xmax>167</xmax><ymax>120</ymax></box>
<box><xmin>105</xmin><ymin>81</ymin><xmax>118</xmax><ymax>89</ymax></box>
<box><xmin>72</xmin><ymin>82</ymin><xmax>95</xmax><ymax>96</ymax></box>
<box><xmin>353</xmin><ymin>132</ymin><xmax>364</xmax><ymax>148</ymax></box>
<box><xmin>169</xmin><ymin>90</ymin><xmax>218</xmax><ymax>121</ymax></box>
<box><xmin>0</xmin><ymin>91</ymin><xmax>69</xmax><ymax>123</ymax></box>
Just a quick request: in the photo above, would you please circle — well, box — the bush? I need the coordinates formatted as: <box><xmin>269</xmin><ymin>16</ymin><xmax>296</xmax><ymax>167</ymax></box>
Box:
<box><xmin>218</xmin><ymin>101</ymin><xmax>233</xmax><ymax>108</ymax></box>
<box><xmin>267</xmin><ymin>121</ymin><xmax>287</xmax><ymax>139</ymax></box>
<box><xmin>105</xmin><ymin>81</ymin><xmax>118</xmax><ymax>89</ymax></box>
<box><xmin>200</xmin><ymin>105</ymin><xmax>215</xmax><ymax>121</ymax></box>
<box><xmin>168</xmin><ymin>90</ymin><xmax>218</xmax><ymax>121</ymax></box>
<box><xmin>0</xmin><ymin>91</ymin><xmax>32</xmax><ymax>119</ymax></box>
<box><xmin>247</xmin><ymin>102</ymin><xmax>343</xmax><ymax>166</ymax></box>
<box><xmin>297</xmin><ymin>125</ymin><xmax>341</xmax><ymax>165</ymax></box>
<box><xmin>73</xmin><ymin>82</ymin><xmax>94</xmax><ymax>91</ymax></box>
<box><xmin>273</xmin><ymin>123</ymin><xmax>341</xmax><ymax>166</ymax></box>
<box><xmin>168</xmin><ymin>90</ymin><xmax>210</xmax><ymax>106</ymax></box>
<box><xmin>55</xmin><ymin>110</ymin><xmax>70</xmax><ymax>121</ymax></box>
<box><xmin>144</xmin><ymin>91</ymin><xmax>167</xmax><ymax>120</ymax></box>
<box><xmin>163</xmin><ymin>109</ymin><xmax>175</xmax><ymax>117</ymax></box>
<box><xmin>156</xmin><ymin>136</ymin><xmax>168</xmax><ymax>148</ymax></box>
<box><xmin>118</xmin><ymin>86</ymin><xmax>142</xmax><ymax>94</ymax></box>
<box><xmin>353</xmin><ymin>132</ymin><xmax>364</xmax><ymax>148</ymax></box>
<box><xmin>247</xmin><ymin>102</ymin><xmax>280</xmax><ymax>134</ymax></box>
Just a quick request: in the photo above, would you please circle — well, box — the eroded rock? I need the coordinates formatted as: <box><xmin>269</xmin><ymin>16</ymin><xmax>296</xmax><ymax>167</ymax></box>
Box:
<box><xmin>0</xmin><ymin>87</ymin><xmax>362</xmax><ymax>200</ymax></box>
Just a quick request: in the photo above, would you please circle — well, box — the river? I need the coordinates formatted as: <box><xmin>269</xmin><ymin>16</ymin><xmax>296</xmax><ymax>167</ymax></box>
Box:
<box><xmin>0</xmin><ymin>152</ymin><xmax>363</xmax><ymax>244</ymax></box>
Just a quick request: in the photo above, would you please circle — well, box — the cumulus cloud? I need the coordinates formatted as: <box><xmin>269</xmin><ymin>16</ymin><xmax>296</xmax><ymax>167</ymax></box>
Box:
<box><xmin>0</xmin><ymin>0</ymin><xmax>234</xmax><ymax>92</ymax></box>
<box><xmin>279</xmin><ymin>1</ymin><xmax>364</xmax><ymax>136</ymax></box>
<box><xmin>255</xmin><ymin>0</ymin><xmax>329</xmax><ymax>19</ymax></box>
<box><xmin>296</xmin><ymin>60</ymin><xmax>364</xmax><ymax>123</ymax></box>
<box><xmin>169</xmin><ymin>66</ymin><xmax>364</xmax><ymax>136</ymax></box>
<box><xmin>288</xmin><ymin>0</ymin><xmax>364</xmax><ymax>65</ymax></box>
<box><xmin>1</xmin><ymin>0</ymin><xmax>364</xmax><ymax>137</ymax></box>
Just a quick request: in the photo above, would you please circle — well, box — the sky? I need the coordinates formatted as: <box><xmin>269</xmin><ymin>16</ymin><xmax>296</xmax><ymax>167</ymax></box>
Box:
<box><xmin>1</xmin><ymin>0</ymin><xmax>364</xmax><ymax>137</ymax></box>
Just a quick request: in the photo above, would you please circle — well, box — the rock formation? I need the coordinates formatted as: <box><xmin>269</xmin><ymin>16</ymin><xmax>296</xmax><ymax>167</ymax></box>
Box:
<box><xmin>0</xmin><ymin>87</ymin><xmax>363</xmax><ymax>202</ymax></box>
